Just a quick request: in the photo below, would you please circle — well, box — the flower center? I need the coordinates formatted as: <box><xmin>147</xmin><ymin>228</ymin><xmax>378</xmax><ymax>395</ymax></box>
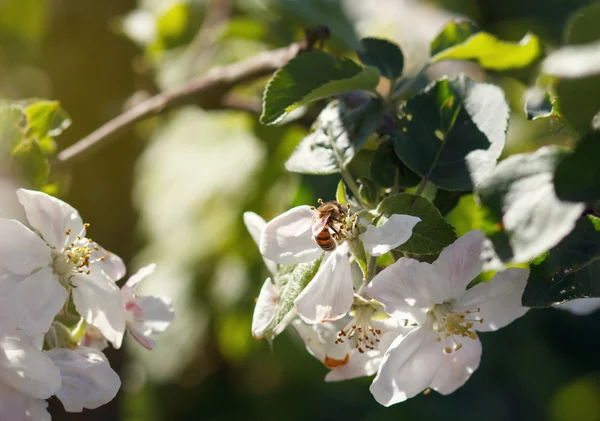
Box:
<box><xmin>429</xmin><ymin>303</ymin><xmax>483</xmax><ymax>354</ymax></box>
<box><xmin>335</xmin><ymin>306</ymin><xmax>381</xmax><ymax>353</ymax></box>
<box><xmin>52</xmin><ymin>224</ymin><xmax>105</xmax><ymax>283</ymax></box>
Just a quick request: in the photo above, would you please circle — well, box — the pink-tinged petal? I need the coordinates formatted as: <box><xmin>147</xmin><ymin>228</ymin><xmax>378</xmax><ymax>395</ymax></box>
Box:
<box><xmin>0</xmin><ymin>385</ymin><xmax>51</xmax><ymax>421</ymax></box>
<box><xmin>11</xmin><ymin>267</ymin><xmax>67</xmax><ymax>336</ymax></box>
<box><xmin>0</xmin><ymin>335</ymin><xmax>61</xmax><ymax>399</ymax></box>
<box><xmin>16</xmin><ymin>189</ymin><xmax>84</xmax><ymax>250</ymax></box>
<box><xmin>369</xmin><ymin>324</ymin><xmax>443</xmax><ymax>406</ymax></box>
<box><xmin>452</xmin><ymin>268</ymin><xmax>529</xmax><ymax>332</ymax></box>
<box><xmin>361</xmin><ymin>214</ymin><xmax>421</xmax><ymax>256</ymax></box>
<box><xmin>127</xmin><ymin>324</ymin><xmax>156</xmax><ymax>350</ymax></box>
<box><xmin>295</xmin><ymin>244</ymin><xmax>353</xmax><ymax>323</ymax></box>
<box><xmin>556</xmin><ymin>298</ymin><xmax>600</xmax><ymax>315</ymax></box>
<box><xmin>131</xmin><ymin>295</ymin><xmax>174</xmax><ymax>334</ymax></box>
<box><xmin>429</xmin><ymin>336</ymin><xmax>482</xmax><ymax>395</ymax></box>
<box><xmin>251</xmin><ymin>278</ymin><xmax>278</xmax><ymax>340</ymax></box>
<box><xmin>72</xmin><ymin>273</ymin><xmax>125</xmax><ymax>349</ymax></box>
<box><xmin>433</xmin><ymin>230</ymin><xmax>485</xmax><ymax>301</ymax></box>
<box><xmin>259</xmin><ymin>206</ymin><xmax>322</xmax><ymax>265</ymax></box>
<box><xmin>46</xmin><ymin>347</ymin><xmax>120</xmax><ymax>412</ymax></box>
<box><xmin>124</xmin><ymin>264</ymin><xmax>156</xmax><ymax>290</ymax></box>
<box><xmin>0</xmin><ymin>219</ymin><xmax>51</xmax><ymax>275</ymax></box>
<box><xmin>79</xmin><ymin>325</ymin><xmax>109</xmax><ymax>352</ymax></box>
<box><xmin>364</xmin><ymin>258</ymin><xmax>442</xmax><ymax>323</ymax></box>
<box><xmin>243</xmin><ymin>212</ymin><xmax>278</xmax><ymax>275</ymax></box>
<box><xmin>90</xmin><ymin>243</ymin><xmax>126</xmax><ymax>282</ymax></box>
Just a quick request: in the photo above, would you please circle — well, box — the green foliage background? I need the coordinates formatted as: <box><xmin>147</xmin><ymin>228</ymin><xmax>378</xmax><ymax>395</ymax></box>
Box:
<box><xmin>1</xmin><ymin>0</ymin><xmax>600</xmax><ymax>421</ymax></box>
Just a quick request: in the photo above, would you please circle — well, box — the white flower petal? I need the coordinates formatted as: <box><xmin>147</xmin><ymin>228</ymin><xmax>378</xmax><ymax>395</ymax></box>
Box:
<box><xmin>127</xmin><ymin>324</ymin><xmax>156</xmax><ymax>350</ymax></box>
<box><xmin>72</xmin><ymin>273</ymin><xmax>125</xmax><ymax>349</ymax></box>
<box><xmin>27</xmin><ymin>397</ymin><xmax>51</xmax><ymax>421</ymax></box>
<box><xmin>91</xmin><ymin>243</ymin><xmax>126</xmax><ymax>282</ymax></box>
<box><xmin>364</xmin><ymin>258</ymin><xmax>442</xmax><ymax>323</ymax></box>
<box><xmin>244</xmin><ymin>212</ymin><xmax>278</xmax><ymax>275</ymax></box>
<box><xmin>131</xmin><ymin>295</ymin><xmax>174</xmax><ymax>334</ymax></box>
<box><xmin>16</xmin><ymin>189</ymin><xmax>84</xmax><ymax>250</ymax></box>
<box><xmin>47</xmin><ymin>347</ymin><xmax>120</xmax><ymax>412</ymax></box>
<box><xmin>251</xmin><ymin>278</ymin><xmax>278</xmax><ymax>340</ymax></box>
<box><xmin>324</xmin><ymin>350</ymin><xmax>381</xmax><ymax>382</ymax></box>
<box><xmin>429</xmin><ymin>336</ymin><xmax>482</xmax><ymax>395</ymax></box>
<box><xmin>293</xmin><ymin>317</ymin><xmax>382</xmax><ymax>382</ymax></box>
<box><xmin>0</xmin><ymin>335</ymin><xmax>61</xmax><ymax>399</ymax></box>
<box><xmin>259</xmin><ymin>206</ymin><xmax>322</xmax><ymax>265</ymax></box>
<box><xmin>124</xmin><ymin>264</ymin><xmax>156</xmax><ymax>289</ymax></box>
<box><xmin>555</xmin><ymin>298</ymin><xmax>600</xmax><ymax>315</ymax></box>
<box><xmin>369</xmin><ymin>324</ymin><xmax>442</xmax><ymax>406</ymax></box>
<box><xmin>11</xmin><ymin>267</ymin><xmax>67</xmax><ymax>336</ymax></box>
<box><xmin>361</xmin><ymin>214</ymin><xmax>421</xmax><ymax>256</ymax></box>
<box><xmin>0</xmin><ymin>385</ymin><xmax>51</xmax><ymax>421</ymax></box>
<box><xmin>433</xmin><ymin>230</ymin><xmax>485</xmax><ymax>301</ymax></box>
<box><xmin>295</xmin><ymin>244</ymin><xmax>353</xmax><ymax>323</ymax></box>
<box><xmin>0</xmin><ymin>219</ymin><xmax>51</xmax><ymax>276</ymax></box>
<box><xmin>453</xmin><ymin>268</ymin><xmax>529</xmax><ymax>332</ymax></box>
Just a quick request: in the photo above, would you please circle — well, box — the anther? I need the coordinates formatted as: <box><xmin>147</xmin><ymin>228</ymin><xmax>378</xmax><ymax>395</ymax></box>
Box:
<box><xmin>455</xmin><ymin>343</ymin><xmax>463</xmax><ymax>351</ymax></box>
<box><xmin>444</xmin><ymin>346</ymin><xmax>452</xmax><ymax>354</ymax></box>
<box><xmin>317</xmin><ymin>198</ymin><xmax>323</xmax><ymax>204</ymax></box>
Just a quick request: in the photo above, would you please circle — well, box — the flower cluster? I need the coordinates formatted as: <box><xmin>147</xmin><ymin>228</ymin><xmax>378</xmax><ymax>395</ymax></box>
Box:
<box><xmin>0</xmin><ymin>189</ymin><xmax>174</xmax><ymax>420</ymax></box>
<box><xmin>246</xmin><ymin>201</ymin><xmax>530</xmax><ymax>406</ymax></box>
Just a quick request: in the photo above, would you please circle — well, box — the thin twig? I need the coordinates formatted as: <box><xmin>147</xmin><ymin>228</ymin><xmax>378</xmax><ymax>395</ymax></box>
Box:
<box><xmin>54</xmin><ymin>42</ymin><xmax>304</xmax><ymax>167</ymax></box>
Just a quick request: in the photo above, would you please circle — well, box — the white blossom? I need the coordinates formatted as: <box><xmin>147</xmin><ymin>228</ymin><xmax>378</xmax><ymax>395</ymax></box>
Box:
<box><xmin>121</xmin><ymin>264</ymin><xmax>175</xmax><ymax>350</ymax></box>
<box><xmin>259</xmin><ymin>205</ymin><xmax>420</xmax><ymax>323</ymax></box>
<box><xmin>0</xmin><ymin>189</ymin><xmax>127</xmax><ymax>348</ymax></box>
<box><xmin>364</xmin><ymin>230</ymin><xmax>529</xmax><ymax>406</ymax></box>
<box><xmin>46</xmin><ymin>347</ymin><xmax>120</xmax><ymax>412</ymax></box>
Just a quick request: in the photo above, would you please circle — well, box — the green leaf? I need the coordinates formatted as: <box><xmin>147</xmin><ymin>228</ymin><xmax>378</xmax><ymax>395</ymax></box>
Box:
<box><xmin>370</xmin><ymin>139</ymin><xmax>420</xmax><ymax>188</ymax></box>
<box><xmin>0</xmin><ymin>105</ymin><xmax>25</xmax><ymax>152</ymax></box>
<box><xmin>357</xmin><ymin>177</ymin><xmax>378</xmax><ymax>206</ymax></box>
<box><xmin>476</xmin><ymin>146</ymin><xmax>586</xmax><ymax>264</ymax></box>
<box><xmin>357</xmin><ymin>37</ymin><xmax>404</xmax><ymax>79</ymax></box>
<box><xmin>430</xmin><ymin>20</ymin><xmax>481</xmax><ymax>56</ymax></box>
<box><xmin>565</xmin><ymin>2</ymin><xmax>600</xmax><ymax>45</ymax></box>
<box><xmin>554</xmin><ymin>132</ymin><xmax>600</xmax><ymax>202</ymax></box>
<box><xmin>263</xmin><ymin>257</ymin><xmax>323</xmax><ymax>342</ymax></box>
<box><xmin>377</xmin><ymin>194</ymin><xmax>457</xmax><ymax>255</ymax></box>
<box><xmin>12</xmin><ymin>140</ymin><xmax>49</xmax><ymax>187</ymax></box>
<box><xmin>260</xmin><ymin>51</ymin><xmax>380</xmax><ymax>124</ymax></box>
<box><xmin>524</xmin><ymin>88</ymin><xmax>554</xmax><ymax>120</ymax></box>
<box><xmin>278</xmin><ymin>0</ymin><xmax>361</xmax><ymax>51</ymax></box>
<box><xmin>393</xmin><ymin>75</ymin><xmax>509</xmax><ymax>191</ymax></box>
<box><xmin>553</xmin><ymin>4</ymin><xmax>600</xmax><ymax>134</ymax></box>
<box><xmin>431</xmin><ymin>32</ymin><xmax>541</xmax><ymax>70</ymax></box>
<box><xmin>445</xmin><ymin>194</ymin><xmax>484</xmax><ymax>237</ymax></box>
<box><xmin>523</xmin><ymin>215</ymin><xmax>600</xmax><ymax>307</ymax></box>
<box><xmin>25</xmin><ymin>100</ymin><xmax>71</xmax><ymax>139</ymax></box>
<box><xmin>335</xmin><ymin>179</ymin><xmax>348</xmax><ymax>205</ymax></box>
<box><xmin>284</xmin><ymin>99</ymin><xmax>379</xmax><ymax>174</ymax></box>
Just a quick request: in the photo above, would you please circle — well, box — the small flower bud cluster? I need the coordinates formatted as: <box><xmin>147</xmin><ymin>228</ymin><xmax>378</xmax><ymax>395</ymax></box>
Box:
<box><xmin>0</xmin><ymin>189</ymin><xmax>175</xmax><ymax>420</ymax></box>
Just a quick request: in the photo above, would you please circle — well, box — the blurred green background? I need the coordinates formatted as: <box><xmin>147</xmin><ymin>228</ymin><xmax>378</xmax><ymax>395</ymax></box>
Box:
<box><xmin>1</xmin><ymin>0</ymin><xmax>600</xmax><ymax>420</ymax></box>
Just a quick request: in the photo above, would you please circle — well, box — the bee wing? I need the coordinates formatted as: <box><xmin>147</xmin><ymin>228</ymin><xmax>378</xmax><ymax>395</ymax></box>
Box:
<box><xmin>294</xmin><ymin>216</ymin><xmax>314</xmax><ymax>237</ymax></box>
<box><xmin>311</xmin><ymin>214</ymin><xmax>330</xmax><ymax>236</ymax></box>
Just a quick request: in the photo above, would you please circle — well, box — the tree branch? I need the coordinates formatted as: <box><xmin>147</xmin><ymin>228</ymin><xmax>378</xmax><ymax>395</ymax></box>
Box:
<box><xmin>54</xmin><ymin>41</ymin><xmax>303</xmax><ymax>166</ymax></box>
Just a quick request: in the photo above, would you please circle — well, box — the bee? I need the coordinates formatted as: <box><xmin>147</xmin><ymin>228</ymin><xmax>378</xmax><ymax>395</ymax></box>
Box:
<box><xmin>310</xmin><ymin>200</ymin><xmax>348</xmax><ymax>252</ymax></box>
